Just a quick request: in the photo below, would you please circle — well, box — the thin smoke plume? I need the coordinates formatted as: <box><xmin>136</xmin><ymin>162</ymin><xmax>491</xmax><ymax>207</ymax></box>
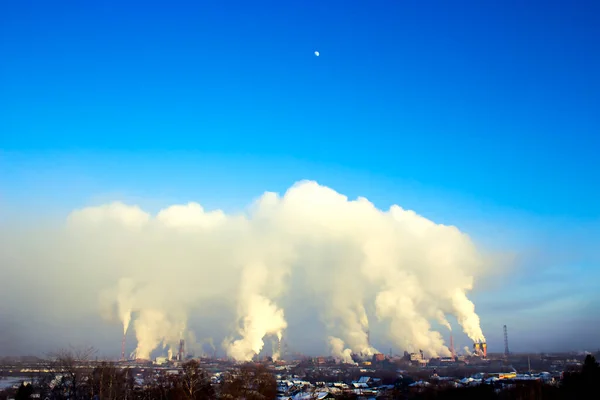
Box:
<box><xmin>0</xmin><ymin>180</ymin><xmax>487</xmax><ymax>360</ymax></box>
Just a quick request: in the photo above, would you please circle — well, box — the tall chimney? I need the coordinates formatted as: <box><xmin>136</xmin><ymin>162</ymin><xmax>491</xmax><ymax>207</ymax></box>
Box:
<box><xmin>278</xmin><ymin>338</ymin><xmax>282</xmax><ymax>360</ymax></box>
<box><xmin>121</xmin><ymin>334</ymin><xmax>126</xmax><ymax>361</ymax></box>
<box><xmin>449</xmin><ymin>334</ymin><xmax>455</xmax><ymax>359</ymax></box>
<box><xmin>178</xmin><ymin>339</ymin><xmax>185</xmax><ymax>361</ymax></box>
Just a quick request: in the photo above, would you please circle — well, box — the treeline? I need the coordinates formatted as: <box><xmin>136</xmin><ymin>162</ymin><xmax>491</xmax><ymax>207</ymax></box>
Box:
<box><xmin>3</xmin><ymin>350</ymin><xmax>277</xmax><ymax>400</ymax></box>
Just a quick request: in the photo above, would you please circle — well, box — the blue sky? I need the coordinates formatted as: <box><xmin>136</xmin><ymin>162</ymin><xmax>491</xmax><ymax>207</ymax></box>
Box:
<box><xmin>1</xmin><ymin>0</ymin><xmax>599</xmax><ymax>352</ymax></box>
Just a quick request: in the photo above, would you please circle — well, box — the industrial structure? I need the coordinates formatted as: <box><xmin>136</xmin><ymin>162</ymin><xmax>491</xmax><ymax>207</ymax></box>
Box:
<box><xmin>116</xmin><ymin>324</ymin><xmax>494</xmax><ymax>365</ymax></box>
<box><xmin>277</xmin><ymin>338</ymin><xmax>282</xmax><ymax>359</ymax></box>
<box><xmin>178</xmin><ymin>339</ymin><xmax>185</xmax><ymax>361</ymax></box>
<box><xmin>408</xmin><ymin>350</ymin><xmax>427</xmax><ymax>366</ymax></box>
<box><xmin>473</xmin><ymin>340</ymin><xmax>487</xmax><ymax>358</ymax></box>
<box><xmin>121</xmin><ymin>334</ymin><xmax>126</xmax><ymax>361</ymax></box>
<box><xmin>504</xmin><ymin>325</ymin><xmax>510</xmax><ymax>359</ymax></box>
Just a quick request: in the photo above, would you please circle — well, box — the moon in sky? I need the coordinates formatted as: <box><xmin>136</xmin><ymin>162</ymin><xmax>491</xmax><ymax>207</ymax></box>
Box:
<box><xmin>314</xmin><ymin>51</ymin><xmax>320</xmax><ymax>57</ymax></box>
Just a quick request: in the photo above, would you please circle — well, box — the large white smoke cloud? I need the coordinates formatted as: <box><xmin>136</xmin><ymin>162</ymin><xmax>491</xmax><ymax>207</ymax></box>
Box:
<box><xmin>0</xmin><ymin>180</ymin><xmax>486</xmax><ymax>360</ymax></box>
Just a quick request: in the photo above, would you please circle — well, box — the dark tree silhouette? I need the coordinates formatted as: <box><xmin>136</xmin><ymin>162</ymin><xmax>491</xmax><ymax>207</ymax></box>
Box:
<box><xmin>220</xmin><ymin>364</ymin><xmax>277</xmax><ymax>400</ymax></box>
<box><xmin>15</xmin><ymin>383</ymin><xmax>34</xmax><ymax>400</ymax></box>
<box><xmin>42</xmin><ymin>346</ymin><xmax>96</xmax><ymax>400</ymax></box>
<box><xmin>582</xmin><ymin>354</ymin><xmax>600</xmax><ymax>375</ymax></box>
<box><xmin>561</xmin><ymin>354</ymin><xmax>600</xmax><ymax>400</ymax></box>
<box><xmin>142</xmin><ymin>371</ymin><xmax>177</xmax><ymax>400</ymax></box>
<box><xmin>86</xmin><ymin>362</ymin><xmax>135</xmax><ymax>400</ymax></box>
<box><xmin>177</xmin><ymin>360</ymin><xmax>214</xmax><ymax>400</ymax></box>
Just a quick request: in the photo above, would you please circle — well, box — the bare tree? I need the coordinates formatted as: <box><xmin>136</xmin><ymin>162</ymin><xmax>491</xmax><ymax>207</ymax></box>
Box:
<box><xmin>43</xmin><ymin>346</ymin><xmax>96</xmax><ymax>400</ymax></box>
<box><xmin>178</xmin><ymin>360</ymin><xmax>214</xmax><ymax>400</ymax></box>
<box><xmin>220</xmin><ymin>364</ymin><xmax>277</xmax><ymax>400</ymax></box>
<box><xmin>142</xmin><ymin>370</ymin><xmax>176</xmax><ymax>400</ymax></box>
<box><xmin>87</xmin><ymin>362</ymin><xmax>135</xmax><ymax>400</ymax></box>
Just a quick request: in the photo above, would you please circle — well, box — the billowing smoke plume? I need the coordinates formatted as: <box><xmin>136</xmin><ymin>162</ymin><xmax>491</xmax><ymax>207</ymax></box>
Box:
<box><xmin>328</xmin><ymin>336</ymin><xmax>354</xmax><ymax>364</ymax></box>
<box><xmin>133</xmin><ymin>309</ymin><xmax>186</xmax><ymax>360</ymax></box>
<box><xmin>0</xmin><ymin>180</ymin><xmax>487</xmax><ymax>360</ymax></box>
<box><xmin>224</xmin><ymin>279</ymin><xmax>287</xmax><ymax>361</ymax></box>
<box><xmin>451</xmin><ymin>290</ymin><xmax>485</xmax><ymax>342</ymax></box>
<box><xmin>435</xmin><ymin>310</ymin><xmax>452</xmax><ymax>332</ymax></box>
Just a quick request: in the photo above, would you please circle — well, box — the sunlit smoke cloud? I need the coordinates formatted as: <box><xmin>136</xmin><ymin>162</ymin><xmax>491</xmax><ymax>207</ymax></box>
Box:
<box><xmin>0</xmin><ymin>180</ymin><xmax>488</xmax><ymax>360</ymax></box>
<box><xmin>224</xmin><ymin>288</ymin><xmax>287</xmax><ymax>361</ymax></box>
<box><xmin>133</xmin><ymin>309</ymin><xmax>186</xmax><ymax>360</ymax></box>
<box><xmin>452</xmin><ymin>290</ymin><xmax>485</xmax><ymax>342</ymax></box>
<box><xmin>435</xmin><ymin>310</ymin><xmax>452</xmax><ymax>332</ymax></box>
<box><xmin>328</xmin><ymin>336</ymin><xmax>354</xmax><ymax>364</ymax></box>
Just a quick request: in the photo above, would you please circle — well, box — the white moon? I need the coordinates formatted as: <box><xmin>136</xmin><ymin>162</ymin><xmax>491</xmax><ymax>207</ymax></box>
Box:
<box><xmin>314</xmin><ymin>51</ymin><xmax>320</xmax><ymax>57</ymax></box>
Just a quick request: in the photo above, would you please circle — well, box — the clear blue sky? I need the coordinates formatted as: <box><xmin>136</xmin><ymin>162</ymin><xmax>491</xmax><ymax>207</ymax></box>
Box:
<box><xmin>1</xmin><ymin>0</ymin><xmax>599</xmax><ymax>351</ymax></box>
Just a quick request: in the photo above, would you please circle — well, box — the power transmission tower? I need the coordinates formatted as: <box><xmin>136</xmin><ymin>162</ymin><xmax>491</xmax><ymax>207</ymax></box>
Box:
<box><xmin>503</xmin><ymin>325</ymin><xmax>510</xmax><ymax>359</ymax></box>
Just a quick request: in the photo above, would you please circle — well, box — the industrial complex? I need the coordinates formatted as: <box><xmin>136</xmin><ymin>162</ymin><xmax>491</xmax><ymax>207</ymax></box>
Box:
<box><xmin>1</xmin><ymin>324</ymin><xmax>597</xmax><ymax>399</ymax></box>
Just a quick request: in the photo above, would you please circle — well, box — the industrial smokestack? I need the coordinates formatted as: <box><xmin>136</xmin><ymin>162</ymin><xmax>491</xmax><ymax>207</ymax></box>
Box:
<box><xmin>450</xmin><ymin>334</ymin><xmax>455</xmax><ymax>360</ymax></box>
<box><xmin>472</xmin><ymin>340</ymin><xmax>487</xmax><ymax>358</ymax></box>
<box><xmin>178</xmin><ymin>339</ymin><xmax>185</xmax><ymax>361</ymax></box>
<box><xmin>278</xmin><ymin>338</ymin><xmax>282</xmax><ymax>360</ymax></box>
<box><xmin>121</xmin><ymin>333</ymin><xmax>126</xmax><ymax>361</ymax></box>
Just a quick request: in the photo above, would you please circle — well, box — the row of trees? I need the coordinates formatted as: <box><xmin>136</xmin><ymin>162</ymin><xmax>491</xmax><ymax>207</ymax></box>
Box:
<box><xmin>7</xmin><ymin>348</ymin><xmax>276</xmax><ymax>400</ymax></box>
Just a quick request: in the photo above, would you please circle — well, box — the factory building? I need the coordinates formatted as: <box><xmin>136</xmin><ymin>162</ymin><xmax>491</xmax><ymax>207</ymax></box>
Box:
<box><xmin>409</xmin><ymin>350</ymin><xmax>427</xmax><ymax>366</ymax></box>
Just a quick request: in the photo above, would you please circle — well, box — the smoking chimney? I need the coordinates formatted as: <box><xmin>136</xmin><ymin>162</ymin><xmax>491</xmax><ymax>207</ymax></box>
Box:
<box><xmin>178</xmin><ymin>339</ymin><xmax>185</xmax><ymax>361</ymax></box>
<box><xmin>472</xmin><ymin>340</ymin><xmax>487</xmax><ymax>358</ymax></box>
<box><xmin>450</xmin><ymin>334</ymin><xmax>455</xmax><ymax>360</ymax></box>
<box><xmin>277</xmin><ymin>338</ymin><xmax>282</xmax><ymax>360</ymax></box>
<box><xmin>121</xmin><ymin>333</ymin><xmax>126</xmax><ymax>361</ymax></box>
